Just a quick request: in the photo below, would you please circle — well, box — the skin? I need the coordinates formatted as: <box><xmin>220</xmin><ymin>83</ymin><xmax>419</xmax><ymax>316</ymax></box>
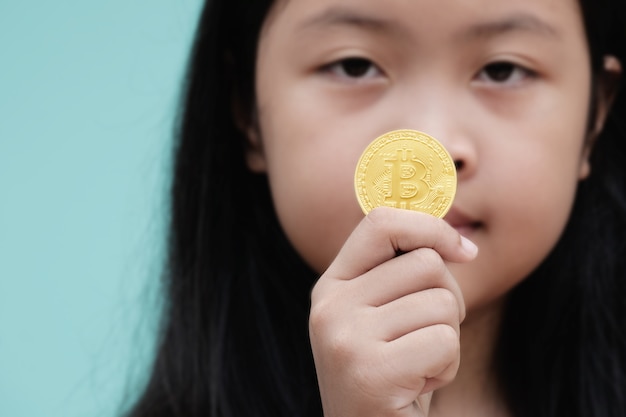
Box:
<box><xmin>244</xmin><ymin>0</ymin><xmax>619</xmax><ymax>415</ymax></box>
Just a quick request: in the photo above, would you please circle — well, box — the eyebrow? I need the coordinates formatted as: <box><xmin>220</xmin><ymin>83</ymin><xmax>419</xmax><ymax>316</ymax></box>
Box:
<box><xmin>298</xmin><ymin>8</ymin><xmax>559</xmax><ymax>41</ymax></box>
<box><xmin>298</xmin><ymin>8</ymin><xmax>403</xmax><ymax>35</ymax></box>
<box><xmin>460</xmin><ymin>13</ymin><xmax>560</xmax><ymax>41</ymax></box>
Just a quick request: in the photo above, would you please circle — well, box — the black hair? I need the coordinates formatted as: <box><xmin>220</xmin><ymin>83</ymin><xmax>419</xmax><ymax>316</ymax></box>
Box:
<box><xmin>496</xmin><ymin>1</ymin><xmax>626</xmax><ymax>415</ymax></box>
<box><xmin>124</xmin><ymin>0</ymin><xmax>626</xmax><ymax>416</ymax></box>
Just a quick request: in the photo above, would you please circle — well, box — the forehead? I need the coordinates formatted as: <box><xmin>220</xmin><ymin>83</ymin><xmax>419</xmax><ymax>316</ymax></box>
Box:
<box><xmin>262</xmin><ymin>0</ymin><xmax>585</xmax><ymax>44</ymax></box>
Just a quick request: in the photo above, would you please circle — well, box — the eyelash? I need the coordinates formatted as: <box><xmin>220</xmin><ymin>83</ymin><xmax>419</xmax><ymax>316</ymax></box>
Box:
<box><xmin>320</xmin><ymin>57</ymin><xmax>383</xmax><ymax>81</ymax></box>
<box><xmin>475</xmin><ymin>61</ymin><xmax>537</xmax><ymax>86</ymax></box>
<box><xmin>319</xmin><ymin>57</ymin><xmax>536</xmax><ymax>88</ymax></box>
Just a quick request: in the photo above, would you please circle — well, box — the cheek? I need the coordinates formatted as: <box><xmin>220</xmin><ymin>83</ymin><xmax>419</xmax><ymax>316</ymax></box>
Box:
<box><xmin>491</xmin><ymin>165</ymin><xmax>577</xmax><ymax>269</ymax></box>
<box><xmin>258</xmin><ymin>105</ymin><xmax>367</xmax><ymax>273</ymax></box>
<box><xmin>255</xmin><ymin>68</ymin><xmax>392</xmax><ymax>272</ymax></box>
<box><xmin>456</xmin><ymin>132</ymin><xmax>584</xmax><ymax>311</ymax></box>
<box><xmin>267</xmin><ymin>151</ymin><xmax>364</xmax><ymax>273</ymax></box>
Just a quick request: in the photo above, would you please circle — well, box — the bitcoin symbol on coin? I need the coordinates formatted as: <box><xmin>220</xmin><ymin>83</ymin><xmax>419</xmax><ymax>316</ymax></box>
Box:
<box><xmin>355</xmin><ymin>130</ymin><xmax>457</xmax><ymax>217</ymax></box>
<box><xmin>389</xmin><ymin>148</ymin><xmax>430</xmax><ymax>204</ymax></box>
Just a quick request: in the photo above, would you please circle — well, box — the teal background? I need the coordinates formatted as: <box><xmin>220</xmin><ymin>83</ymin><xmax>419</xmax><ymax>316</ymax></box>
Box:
<box><xmin>0</xmin><ymin>1</ymin><xmax>202</xmax><ymax>416</ymax></box>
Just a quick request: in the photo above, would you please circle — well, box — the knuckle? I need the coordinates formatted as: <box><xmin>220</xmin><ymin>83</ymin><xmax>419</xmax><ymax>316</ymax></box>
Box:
<box><xmin>433</xmin><ymin>324</ymin><xmax>460</xmax><ymax>358</ymax></box>
<box><xmin>309</xmin><ymin>296</ymin><xmax>359</xmax><ymax>363</ymax></box>
<box><xmin>363</xmin><ymin>206</ymin><xmax>392</xmax><ymax>232</ymax></box>
<box><xmin>309</xmin><ymin>297</ymin><xmax>333</xmax><ymax>330</ymax></box>
<box><xmin>414</xmin><ymin>248</ymin><xmax>446</xmax><ymax>274</ymax></box>
<box><xmin>318</xmin><ymin>325</ymin><xmax>366</xmax><ymax>369</ymax></box>
<box><xmin>422</xmin><ymin>324</ymin><xmax>460</xmax><ymax>379</ymax></box>
<box><xmin>327</xmin><ymin>331</ymin><xmax>357</xmax><ymax>360</ymax></box>
<box><xmin>437</xmin><ymin>289</ymin><xmax>460</xmax><ymax>319</ymax></box>
<box><xmin>419</xmin><ymin>288</ymin><xmax>459</xmax><ymax>325</ymax></box>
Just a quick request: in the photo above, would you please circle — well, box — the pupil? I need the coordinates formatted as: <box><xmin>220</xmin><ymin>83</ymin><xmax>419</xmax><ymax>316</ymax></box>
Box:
<box><xmin>485</xmin><ymin>62</ymin><xmax>514</xmax><ymax>81</ymax></box>
<box><xmin>342</xmin><ymin>58</ymin><xmax>371</xmax><ymax>77</ymax></box>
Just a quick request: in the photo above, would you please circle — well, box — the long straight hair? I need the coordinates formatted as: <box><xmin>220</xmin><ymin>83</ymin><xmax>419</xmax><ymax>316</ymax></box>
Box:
<box><xmin>496</xmin><ymin>1</ymin><xmax>626</xmax><ymax>414</ymax></box>
<box><xmin>125</xmin><ymin>1</ymin><xmax>626</xmax><ymax>416</ymax></box>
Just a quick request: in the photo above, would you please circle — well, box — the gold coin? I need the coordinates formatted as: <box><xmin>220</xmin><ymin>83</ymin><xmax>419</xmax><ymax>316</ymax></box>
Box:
<box><xmin>354</xmin><ymin>129</ymin><xmax>457</xmax><ymax>217</ymax></box>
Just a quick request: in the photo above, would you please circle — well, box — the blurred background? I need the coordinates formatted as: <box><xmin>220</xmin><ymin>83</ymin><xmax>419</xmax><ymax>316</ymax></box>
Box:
<box><xmin>0</xmin><ymin>1</ymin><xmax>202</xmax><ymax>416</ymax></box>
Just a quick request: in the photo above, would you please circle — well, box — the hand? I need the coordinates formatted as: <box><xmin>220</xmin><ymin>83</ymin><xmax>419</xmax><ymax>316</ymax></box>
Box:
<box><xmin>309</xmin><ymin>207</ymin><xmax>478</xmax><ymax>417</ymax></box>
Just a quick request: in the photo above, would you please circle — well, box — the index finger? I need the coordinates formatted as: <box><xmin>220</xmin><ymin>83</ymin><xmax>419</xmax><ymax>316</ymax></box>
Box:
<box><xmin>326</xmin><ymin>206</ymin><xmax>477</xmax><ymax>280</ymax></box>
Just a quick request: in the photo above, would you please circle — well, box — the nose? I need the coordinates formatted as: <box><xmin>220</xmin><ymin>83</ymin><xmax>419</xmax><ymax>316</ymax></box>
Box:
<box><xmin>398</xmin><ymin>93</ymin><xmax>478</xmax><ymax>181</ymax></box>
<box><xmin>446</xmin><ymin>133</ymin><xmax>478</xmax><ymax>181</ymax></box>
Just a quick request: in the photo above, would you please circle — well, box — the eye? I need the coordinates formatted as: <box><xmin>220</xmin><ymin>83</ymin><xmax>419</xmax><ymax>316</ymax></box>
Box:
<box><xmin>475</xmin><ymin>61</ymin><xmax>535</xmax><ymax>86</ymax></box>
<box><xmin>322</xmin><ymin>57</ymin><xmax>383</xmax><ymax>81</ymax></box>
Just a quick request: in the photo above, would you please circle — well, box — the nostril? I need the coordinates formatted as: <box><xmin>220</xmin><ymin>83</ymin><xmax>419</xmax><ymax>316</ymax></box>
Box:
<box><xmin>454</xmin><ymin>160</ymin><xmax>464</xmax><ymax>171</ymax></box>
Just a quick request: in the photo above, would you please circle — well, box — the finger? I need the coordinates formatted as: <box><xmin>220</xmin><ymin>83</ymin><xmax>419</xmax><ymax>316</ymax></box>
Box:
<box><xmin>326</xmin><ymin>206</ymin><xmax>477</xmax><ymax>280</ymax></box>
<box><xmin>311</xmin><ymin>248</ymin><xmax>465</xmax><ymax>333</ymax></box>
<box><xmin>354</xmin><ymin>248</ymin><xmax>465</xmax><ymax>317</ymax></box>
<box><xmin>380</xmin><ymin>324</ymin><xmax>461</xmax><ymax>396</ymax></box>
<box><xmin>374</xmin><ymin>287</ymin><xmax>462</xmax><ymax>342</ymax></box>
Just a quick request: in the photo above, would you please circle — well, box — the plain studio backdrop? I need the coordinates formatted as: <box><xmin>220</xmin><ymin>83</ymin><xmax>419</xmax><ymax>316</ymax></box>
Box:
<box><xmin>0</xmin><ymin>1</ymin><xmax>202</xmax><ymax>416</ymax></box>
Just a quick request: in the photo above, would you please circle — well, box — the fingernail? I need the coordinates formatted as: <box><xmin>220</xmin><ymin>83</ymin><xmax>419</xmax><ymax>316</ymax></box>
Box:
<box><xmin>460</xmin><ymin>236</ymin><xmax>478</xmax><ymax>257</ymax></box>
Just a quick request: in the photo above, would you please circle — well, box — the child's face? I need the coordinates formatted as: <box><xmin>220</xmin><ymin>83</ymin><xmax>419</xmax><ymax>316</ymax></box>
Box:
<box><xmin>247</xmin><ymin>0</ymin><xmax>592</xmax><ymax>311</ymax></box>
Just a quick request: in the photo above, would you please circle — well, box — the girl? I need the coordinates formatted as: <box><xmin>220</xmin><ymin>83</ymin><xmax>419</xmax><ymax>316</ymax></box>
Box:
<box><xmin>124</xmin><ymin>0</ymin><xmax>626</xmax><ymax>416</ymax></box>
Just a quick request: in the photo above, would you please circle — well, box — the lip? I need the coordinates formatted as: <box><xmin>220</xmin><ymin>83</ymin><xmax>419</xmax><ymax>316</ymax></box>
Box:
<box><xmin>443</xmin><ymin>206</ymin><xmax>482</xmax><ymax>237</ymax></box>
